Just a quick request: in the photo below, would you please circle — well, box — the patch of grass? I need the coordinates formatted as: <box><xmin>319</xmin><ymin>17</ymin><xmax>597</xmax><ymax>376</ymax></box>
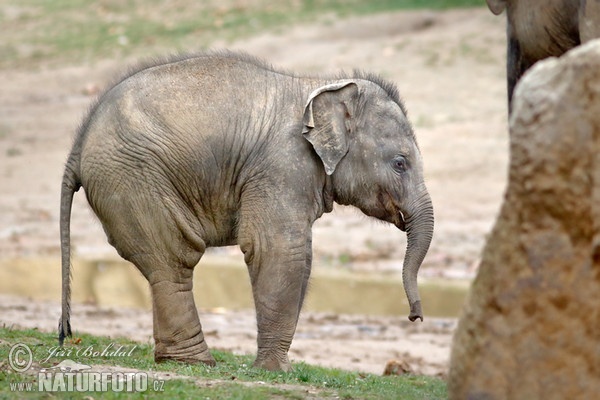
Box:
<box><xmin>338</xmin><ymin>252</ymin><xmax>352</xmax><ymax>265</ymax></box>
<box><xmin>6</xmin><ymin>148</ymin><xmax>22</xmax><ymax>157</ymax></box>
<box><xmin>0</xmin><ymin>326</ymin><xmax>447</xmax><ymax>399</ymax></box>
<box><xmin>1</xmin><ymin>0</ymin><xmax>484</xmax><ymax>69</ymax></box>
<box><xmin>0</xmin><ymin>124</ymin><xmax>11</xmax><ymax>140</ymax></box>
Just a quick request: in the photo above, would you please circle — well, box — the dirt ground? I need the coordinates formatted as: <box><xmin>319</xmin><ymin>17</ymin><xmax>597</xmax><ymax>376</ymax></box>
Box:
<box><xmin>1</xmin><ymin>293</ymin><xmax>455</xmax><ymax>377</ymax></box>
<box><xmin>0</xmin><ymin>8</ymin><xmax>508</xmax><ymax>377</ymax></box>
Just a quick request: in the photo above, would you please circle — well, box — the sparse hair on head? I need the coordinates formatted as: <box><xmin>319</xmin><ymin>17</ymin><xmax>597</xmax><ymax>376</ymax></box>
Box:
<box><xmin>343</xmin><ymin>69</ymin><xmax>408</xmax><ymax>117</ymax></box>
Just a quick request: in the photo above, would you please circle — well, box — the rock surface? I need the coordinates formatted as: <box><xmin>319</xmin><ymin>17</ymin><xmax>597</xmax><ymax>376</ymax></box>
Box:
<box><xmin>448</xmin><ymin>40</ymin><xmax>600</xmax><ymax>399</ymax></box>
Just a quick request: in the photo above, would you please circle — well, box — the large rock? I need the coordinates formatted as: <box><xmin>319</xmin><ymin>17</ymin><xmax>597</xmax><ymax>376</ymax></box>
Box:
<box><xmin>448</xmin><ymin>40</ymin><xmax>600</xmax><ymax>399</ymax></box>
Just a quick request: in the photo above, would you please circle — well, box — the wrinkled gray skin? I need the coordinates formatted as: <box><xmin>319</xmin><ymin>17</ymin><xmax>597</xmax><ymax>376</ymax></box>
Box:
<box><xmin>58</xmin><ymin>51</ymin><xmax>434</xmax><ymax>371</ymax></box>
<box><xmin>487</xmin><ymin>0</ymin><xmax>600</xmax><ymax>111</ymax></box>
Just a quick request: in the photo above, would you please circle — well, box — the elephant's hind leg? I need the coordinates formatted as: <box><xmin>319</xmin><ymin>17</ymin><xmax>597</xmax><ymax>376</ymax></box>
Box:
<box><xmin>131</xmin><ymin>253</ymin><xmax>216</xmax><ymax>366</ymax></box>
<box><xmin>93</xmin><ymin>190</ymin><xmax>215</xmax><ymax>366</ymax></box>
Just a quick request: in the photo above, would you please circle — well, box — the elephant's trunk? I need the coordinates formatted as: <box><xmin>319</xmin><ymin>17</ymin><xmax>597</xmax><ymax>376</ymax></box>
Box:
<box><xmin>401</xmin><ymin>189</ymin><xmax>434</xmax><ymax>322</ymax></box>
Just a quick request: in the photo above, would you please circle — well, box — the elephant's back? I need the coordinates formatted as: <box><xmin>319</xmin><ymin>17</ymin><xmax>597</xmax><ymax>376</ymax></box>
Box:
<box><xmin>79</xmin><ymin>51</ymin><xmax>282</xmax><ymax>151</ymax></box>
<box><xmin>75</xmin><ymin>51</ymin><xmax>299</xmax><ymax>212</ymax></box>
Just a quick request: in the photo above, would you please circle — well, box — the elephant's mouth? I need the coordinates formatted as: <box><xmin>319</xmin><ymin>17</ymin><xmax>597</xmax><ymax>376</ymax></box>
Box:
<box><xmin>376</xmin><ymin>188</ymin><xmax>406</xmax><ymax>231</ymax></box>
<box><xmin>397</xmin><ymin>211</ymin><xmax>406</xmax><ymax>232</ymax></box>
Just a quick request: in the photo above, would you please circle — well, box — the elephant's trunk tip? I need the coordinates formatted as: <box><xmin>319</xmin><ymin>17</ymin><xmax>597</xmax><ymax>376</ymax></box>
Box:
<box><xmin>408</xmin><ymin>300</ymin><xmax>423</xmax><ymax>322</ymax></box>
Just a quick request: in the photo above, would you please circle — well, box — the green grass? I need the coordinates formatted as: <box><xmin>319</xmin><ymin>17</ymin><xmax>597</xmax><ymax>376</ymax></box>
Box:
<box><xmin>0</xmin><ymin>0</ymin><xmax>484</xmax><ymax>69</ymax></box>
<box><xmin>0</xmin><ymin>326</ymin><xmax>447</xmax><ymax>399</ymax></box>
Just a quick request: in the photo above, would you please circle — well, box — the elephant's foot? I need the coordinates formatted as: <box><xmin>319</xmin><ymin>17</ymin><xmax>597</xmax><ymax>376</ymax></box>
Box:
<box><xmin>154</xmin><ymin>337</ymin><xmax>216</xmax><ymax>366</ymax></box>
<box><xmin>253</xmin><ymin>352</ymin><xmax>291</xmax><ymax>372</ymax></box>
<box><xmin>152</xmin><ymin>307</ymin><xmax>216</xmax><ymax>366</ymax></box>
<box><xmin>145</xmin><ymin>266</ymin><xmax>216</xmax><ymax>367</ymax></box>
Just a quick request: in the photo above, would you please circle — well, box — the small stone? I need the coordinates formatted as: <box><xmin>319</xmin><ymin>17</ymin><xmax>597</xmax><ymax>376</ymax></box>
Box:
<box><xmin>383</xmin><ymin>359</ymin><xmax>413</xmax><ymax>376</ymax></box>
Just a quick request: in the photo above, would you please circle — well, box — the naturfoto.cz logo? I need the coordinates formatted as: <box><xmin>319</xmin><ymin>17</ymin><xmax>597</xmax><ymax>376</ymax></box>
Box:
<box><xmin>7</xmin><ymin>343</ymin><xmax>165</xmax><ymax>393</ymax></box>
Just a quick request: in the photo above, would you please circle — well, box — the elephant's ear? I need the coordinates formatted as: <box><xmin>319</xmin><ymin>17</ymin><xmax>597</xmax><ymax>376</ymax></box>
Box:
<box><xmin>302</xmin><ymin>81</ymin><xmax>358</xmax><ymax>175</ymax></box>
<box><xmin>486</xmin><ymin>0</ymin><xmax>506</xmax><ymax>15</ymax></box>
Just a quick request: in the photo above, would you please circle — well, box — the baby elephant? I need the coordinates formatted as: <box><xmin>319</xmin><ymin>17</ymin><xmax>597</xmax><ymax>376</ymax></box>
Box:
<box><xmin>58</xmin><ymin>51</ymin><xmax>434</xmax><ymax>371</ymax></box>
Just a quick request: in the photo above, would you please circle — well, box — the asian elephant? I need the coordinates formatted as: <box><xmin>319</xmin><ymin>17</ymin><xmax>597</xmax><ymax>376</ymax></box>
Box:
<box><xmin>487</xmin><ymin>0</ymin><xmax>600</xmax><ymax>111</ymax></box>
<box><xmin>58</xmin><ymin>51</ymin><xmax>434</xmax><ymax>372</ymax></box>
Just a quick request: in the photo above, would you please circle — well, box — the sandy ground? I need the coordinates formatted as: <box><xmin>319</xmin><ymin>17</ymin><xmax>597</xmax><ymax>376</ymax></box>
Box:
<box><xmin>0</xmin><ymin>8</ymin><xmax>508</xmax><ymax>377</ymax></box>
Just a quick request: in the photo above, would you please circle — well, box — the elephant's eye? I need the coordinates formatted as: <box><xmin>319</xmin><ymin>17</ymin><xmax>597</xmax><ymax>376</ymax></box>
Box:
<box><xmin>392</xmin><ymin>156</ymin><xmax>408</xmax><ymax>173</ymax></box>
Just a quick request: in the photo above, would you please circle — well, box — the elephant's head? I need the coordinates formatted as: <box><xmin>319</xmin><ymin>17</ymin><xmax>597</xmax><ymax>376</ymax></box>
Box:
<box><xmin>302</xmin><ymin>79</ymin><xmax>434</xmax><ymax>321</ymax></box>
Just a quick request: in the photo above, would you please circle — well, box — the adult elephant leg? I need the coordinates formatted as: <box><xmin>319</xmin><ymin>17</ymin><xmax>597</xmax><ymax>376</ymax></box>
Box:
<box><xmin>239</xmin><ymin>212</ymin><xmax>312</xmax><ymax>372</ymax></box>
<box><xmin>580</xmin><ymin>0</ymin><xmax>600</xmax><ymax>42</ymax></box>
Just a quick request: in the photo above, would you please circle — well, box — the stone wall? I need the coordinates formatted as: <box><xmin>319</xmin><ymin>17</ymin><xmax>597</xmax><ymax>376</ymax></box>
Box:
<box><xmin>448</xmin><ymin>40</ymin><xmax>600</xmax><ymax>399</ymax></box>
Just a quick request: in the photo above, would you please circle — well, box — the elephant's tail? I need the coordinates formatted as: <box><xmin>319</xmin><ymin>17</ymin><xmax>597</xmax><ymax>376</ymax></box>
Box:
<box><xmin>58</xmin><ymin>153</ymin><xmax>81</xmax><ymax>346</ymax></box>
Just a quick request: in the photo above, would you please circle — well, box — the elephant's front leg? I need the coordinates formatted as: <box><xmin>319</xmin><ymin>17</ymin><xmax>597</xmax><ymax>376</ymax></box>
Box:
<box><xmin>240</xmin><ymin>220</ymin><xmax>312</xmax><ymax>372</ymax></box>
